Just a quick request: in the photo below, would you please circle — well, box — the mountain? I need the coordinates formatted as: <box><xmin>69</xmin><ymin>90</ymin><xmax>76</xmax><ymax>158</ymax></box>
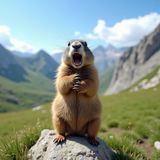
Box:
<box><xmin>12</xmin><ymin>51</ymin><xmax>33</xmax><ymax>57</ymax></box>
<box><xmin>106</xmin><ymin>24</ymin><xmax>160</xmax><ymax>95</ymax></box>
<box><xmin>0</xmin><ymin>44</ymin><xmax>27</xmax><ymax>82</ymax></box>
<box><xmin>92</xmin><ymin>45</ymin><xmax>126</xmax><ymax>93</ymax></box>
<box><xmin>52</xmin><ymin>52</ymin><xmax>63</xmax><ymax>63</ymax></box>
<box><xmin>0</xmin><ymin>45</ymin><xmax>58</xmax><ymax>112</ymax></box>
<box><xmin>18</xmin><ymin>50</ymin><xmax>58</xmax><ymax>79</ymax></box>
<box><xmin>93</xmin><ymin>45</ymin><xmax>125</xmax><ymax>75</ymax></box>
<box><xmin>93</xmin><ymin>45</ymin><xmax>109</xmax><ymax>75</ymax></box>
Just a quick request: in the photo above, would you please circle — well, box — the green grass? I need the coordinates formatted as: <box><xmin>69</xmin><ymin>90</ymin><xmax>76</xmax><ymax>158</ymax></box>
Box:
<box><xmin>99</xmin><ymin>65</ymin><xmax>115</xmax><ymax>94</ymax></box>
<box><xmin>0</xmin><ymin>84</ymin><xmax>160</xmax><ymax>159</ymax></box>
<box><xmin>0</xmin><ymin>70</ymin><xmax>55</xmax><ymax>112</ymax></box>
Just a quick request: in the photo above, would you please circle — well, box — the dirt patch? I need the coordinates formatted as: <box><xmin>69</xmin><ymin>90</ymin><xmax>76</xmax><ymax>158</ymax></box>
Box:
<box><xmin>107</xmin><ymin>127</ymin><xmax>124</xmax><ymax>135</ymax></box>
<box><xmin>106</xmin><ymin>127</ymin><xmax>154</xmax><ymax>159</ymax></box>
<box><xmin>137</xmin><ymin>138</ymin><xmax>153</xmax><ymax>160</ymax></box>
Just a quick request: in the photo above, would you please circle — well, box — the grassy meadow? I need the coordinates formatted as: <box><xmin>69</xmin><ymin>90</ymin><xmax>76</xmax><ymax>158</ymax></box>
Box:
<box><xmin>0</xmin><ymin>70</ymin><xmax>54</xmax><ymax>112</ymax></box>
<box><xmin>0</xmin><ymin>83</ymin><xmax>160</xmax><ymax>160</ymax></box>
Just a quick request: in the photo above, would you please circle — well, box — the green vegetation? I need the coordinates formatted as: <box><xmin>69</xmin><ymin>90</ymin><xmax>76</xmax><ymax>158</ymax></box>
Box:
<box><xmin>0</xmin><ymin>82</ymin><xmax>160</xmax><ymax>159</ymax></box>
<box><xmin>99</xmin><ymin>65</ymin><xmax>115</xmax><ymax>94</ymax></box>
<box><xmin>0</xmin><ymin>70</ymin><xmax>55</xmax><ymax>112</ymax></box>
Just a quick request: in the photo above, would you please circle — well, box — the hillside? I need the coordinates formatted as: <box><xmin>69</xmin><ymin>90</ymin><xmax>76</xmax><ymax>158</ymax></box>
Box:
<box><xmin>0</xmin><ymin>70</ymin><xmax>55</xmax><ymax>112</ymax></box>
<box><xmin>0</xmin><ymin>45</ymin><xmax>58</xmax><ymax>112</ymax></box>
<box><xmin>0</xmin><ymin>44</ymin><xmax>27</xmax><ymax>82</ymax></box>
<box><xmin>17</xmin><ymin>50</ymin><xmax>58</xmax><ymax>79</ymax></box>
<box><xmin>106</xmin><ymin>24</ymin><xmax>160</xmax><ymax>95</ymax></box>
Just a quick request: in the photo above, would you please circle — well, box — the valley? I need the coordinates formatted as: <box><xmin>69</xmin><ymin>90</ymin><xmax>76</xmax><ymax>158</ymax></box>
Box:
<box><xmin>0</xmin><ymin>46</ymin><xmax>58</xmax><ymax>112</ymax></box>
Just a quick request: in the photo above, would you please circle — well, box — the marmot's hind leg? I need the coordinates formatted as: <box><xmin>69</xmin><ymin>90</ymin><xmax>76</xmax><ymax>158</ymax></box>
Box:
<box><xmin>52</xmin><ymin>116</ymin><xmax>66</xmax><ymax>144</ymax></box>
<box><xmin>87</xmin><ymin>118</ymin><xmax>100</xmax><ymax>146</ymax></box>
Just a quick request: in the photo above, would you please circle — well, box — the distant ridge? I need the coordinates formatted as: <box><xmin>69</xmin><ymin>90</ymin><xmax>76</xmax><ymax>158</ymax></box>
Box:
<box><xmin>0</xmin><ymin>44</ymin><xmax>27</xmax><ymax>82</ymax></box>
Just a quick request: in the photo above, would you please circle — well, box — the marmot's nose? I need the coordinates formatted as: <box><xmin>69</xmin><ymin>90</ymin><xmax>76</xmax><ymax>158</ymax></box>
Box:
<box><xmin>72</xmin><ymin>44</ymin><xmax>81</xmax><ymax>50</ymax></box>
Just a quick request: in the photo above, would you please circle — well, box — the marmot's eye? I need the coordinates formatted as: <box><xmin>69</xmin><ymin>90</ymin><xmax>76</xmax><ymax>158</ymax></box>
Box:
<box><xmin>68</xmin><ymin>42</ymin><xmax>71</xmax><ymax>46</ymax></box>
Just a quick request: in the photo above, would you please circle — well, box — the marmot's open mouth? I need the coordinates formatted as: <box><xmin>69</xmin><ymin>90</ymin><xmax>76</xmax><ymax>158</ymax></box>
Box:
<box><xmin>72</xmin><ymin>53</ymin><xmax>82</xmax><ymax>66</ymax></box>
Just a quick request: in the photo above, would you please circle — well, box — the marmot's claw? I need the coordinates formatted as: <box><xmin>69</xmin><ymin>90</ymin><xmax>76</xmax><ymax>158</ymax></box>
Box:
<box><xmin>75</xmin><ymin>74</ymin><xmax>81</xmax><ymax>81</ymax></box>
<box><xmin>53</xmin><ymin>135</ymin><xmax>65</xmax><ymax>144</ymax></box>
<box><xmin>88</xmin><ymin>137</ymin><xmax>99</xmax><ymax>146</ymax></box>
<box><xmin>74</xmin><ymin>84</ymin><xmax>80</xmax><ymax>88</ymax></box>
<box><xmin>73</xmin><ymin>87</ymin><xmax>79</xmax><ymax>92</ymax></box>
<box><xmin>75</xmin><ymin>81</ymin><xmax>80</xmax><ymax>84</ymax></box>
<box><xmin>73</xmin><ymin>83</ymin><xmax>80</xmax><ymax>91</ymax></box>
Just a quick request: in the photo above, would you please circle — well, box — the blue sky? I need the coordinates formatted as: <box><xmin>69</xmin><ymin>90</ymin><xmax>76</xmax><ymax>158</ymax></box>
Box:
<box><xmin>0</xmin><ymin>0</ymin><xmax>160</xmax><ymax>53</ymax></box>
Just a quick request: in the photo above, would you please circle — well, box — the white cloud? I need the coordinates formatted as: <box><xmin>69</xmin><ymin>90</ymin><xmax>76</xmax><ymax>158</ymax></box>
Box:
<box><xmin>87</xmin><ymin>12</ymin><xmax>160</xmax><ymax>47</ymax></box>
<box><xmin>85</xmin><ymin>33</ymin><xmax>97</xmax><ymax>40</ymax></box>
<box><xmin>74</xmin><ymin>31</ymin><xmax>81</xmax><ymax>36</ymax></box>
<box><xmin>0</xmin><ymin>25</ymin><xmax>36</xmax><ymax>53</ymax></box>
<box><xmin>9</xmin><ymin>38</ymin><xmax>35</xmax><ymax>53</ymax></box>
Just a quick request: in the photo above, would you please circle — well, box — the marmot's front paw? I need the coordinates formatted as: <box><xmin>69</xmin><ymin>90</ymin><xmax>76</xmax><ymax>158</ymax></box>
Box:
<box><xmin>74</xmin><ymin>74</ymin><xmax>81</xmax><ymax>81</ymax></box>
<box><xmin>73</xmin><ymin>81</ymin><xmax>80</xmax><ymax>91</ymax></box>
<box><xmin>53</xmin><ymin>134</ymin><xmax>65</xmax><ymax>144</ymax></box>
<box><xmin>73</xmin><ymin>74</ymin><xmax>81</xmax><ymax>92</ymax></box>
<box><xmin>78</xmin><ymin>80</ymin><xmax>87</xmax><ymax>93</ymax></box>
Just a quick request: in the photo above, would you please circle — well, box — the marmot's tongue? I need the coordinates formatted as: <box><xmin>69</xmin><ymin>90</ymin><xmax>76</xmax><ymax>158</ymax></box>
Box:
<box><xmin>73</xmin><ymin>53</ymin><xmax>82</xmax><ymax>66</ymax></box>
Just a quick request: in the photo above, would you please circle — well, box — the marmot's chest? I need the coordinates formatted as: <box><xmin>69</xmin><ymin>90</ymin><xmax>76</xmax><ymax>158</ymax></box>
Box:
<box><xmin>66</xmin><ymin>93</ymin><xmax>90</xmax><ymax>120</ymax></box>
<box><xmin>67</xmin><ymin>66</ymin><xmax>92</xmax><ymax>80</ymax></box>
<box><xmin>66</xmin><ymin>94</ymin><xmax>90</xmax><ymax>132</ymax></box>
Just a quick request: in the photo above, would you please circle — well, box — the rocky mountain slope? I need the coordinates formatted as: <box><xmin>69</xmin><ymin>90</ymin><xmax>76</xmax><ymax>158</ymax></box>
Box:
<box><xmin>93</xmin><ymin>45</ymin><xmax>125</xmax><ymax>93</ymax></box>
<box><xmin>106</xmin><ymin>24</ymin><xmax>160</xmax><ymax>95</ymax></box>
<box><xmin>130</xmin><ymin>66</ymin><xmax>160</xmax><ymax>92</ymax></box>
<box><xmin>93</xmin><ymin>45</ymin><xmax>124</xmax><ymax>74</ymax></box>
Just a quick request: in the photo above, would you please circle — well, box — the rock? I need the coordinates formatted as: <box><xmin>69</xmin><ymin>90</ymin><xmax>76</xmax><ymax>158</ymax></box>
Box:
<box><xmin>27</xmin><ymin>129</ymin><xmax>115</xmax><ymax>160</ymax></box>
<box><xmin>106</xmin><ymin>24</ymin><xmax>160</xmax><ymax>95</ymax></box>
<box><xmin>32</xmin><ymin>105</ymin><xmax>43</xmax><ymax>111</ymax></box>
<box><xmin>130</xmin><ymin>68</ymin><xmax>160</xmax><ymax>92</ymax></box>
<box><xmin>154</xmin><ymin>141</ymin><xmax>160</xmax><ymax>150</ymax></box>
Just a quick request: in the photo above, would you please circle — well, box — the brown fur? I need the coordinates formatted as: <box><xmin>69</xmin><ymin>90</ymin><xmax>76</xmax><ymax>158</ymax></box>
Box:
<box><xmin>51</xmin><ymin>43</ymin><xmax>101</xmax><ymax>144</ymax></box>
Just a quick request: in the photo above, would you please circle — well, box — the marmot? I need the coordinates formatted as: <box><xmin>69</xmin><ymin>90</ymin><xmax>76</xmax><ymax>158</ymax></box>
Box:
<box><xmin>51</xmin><ymin>40</ymin><xmax>101</xmax><ymax>145</ymax></box>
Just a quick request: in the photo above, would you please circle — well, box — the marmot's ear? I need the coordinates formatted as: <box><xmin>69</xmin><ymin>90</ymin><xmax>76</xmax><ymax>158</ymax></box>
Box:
<box><xmin>83</xmin><ymin>41</ymin><xmax>87</xmax><ymax>47</ymax></box>
<box><xmin>68</xmin><ymin>42</ymin><xmax>71</xmax><ymax>46</ymax></box>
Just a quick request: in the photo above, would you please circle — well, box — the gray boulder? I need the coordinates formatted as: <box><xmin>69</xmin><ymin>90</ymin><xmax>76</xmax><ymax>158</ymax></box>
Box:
<box><xmin>27</xmin><ymin>129</ymin><xmax>115</xmax><ymax>160</ymax></box>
